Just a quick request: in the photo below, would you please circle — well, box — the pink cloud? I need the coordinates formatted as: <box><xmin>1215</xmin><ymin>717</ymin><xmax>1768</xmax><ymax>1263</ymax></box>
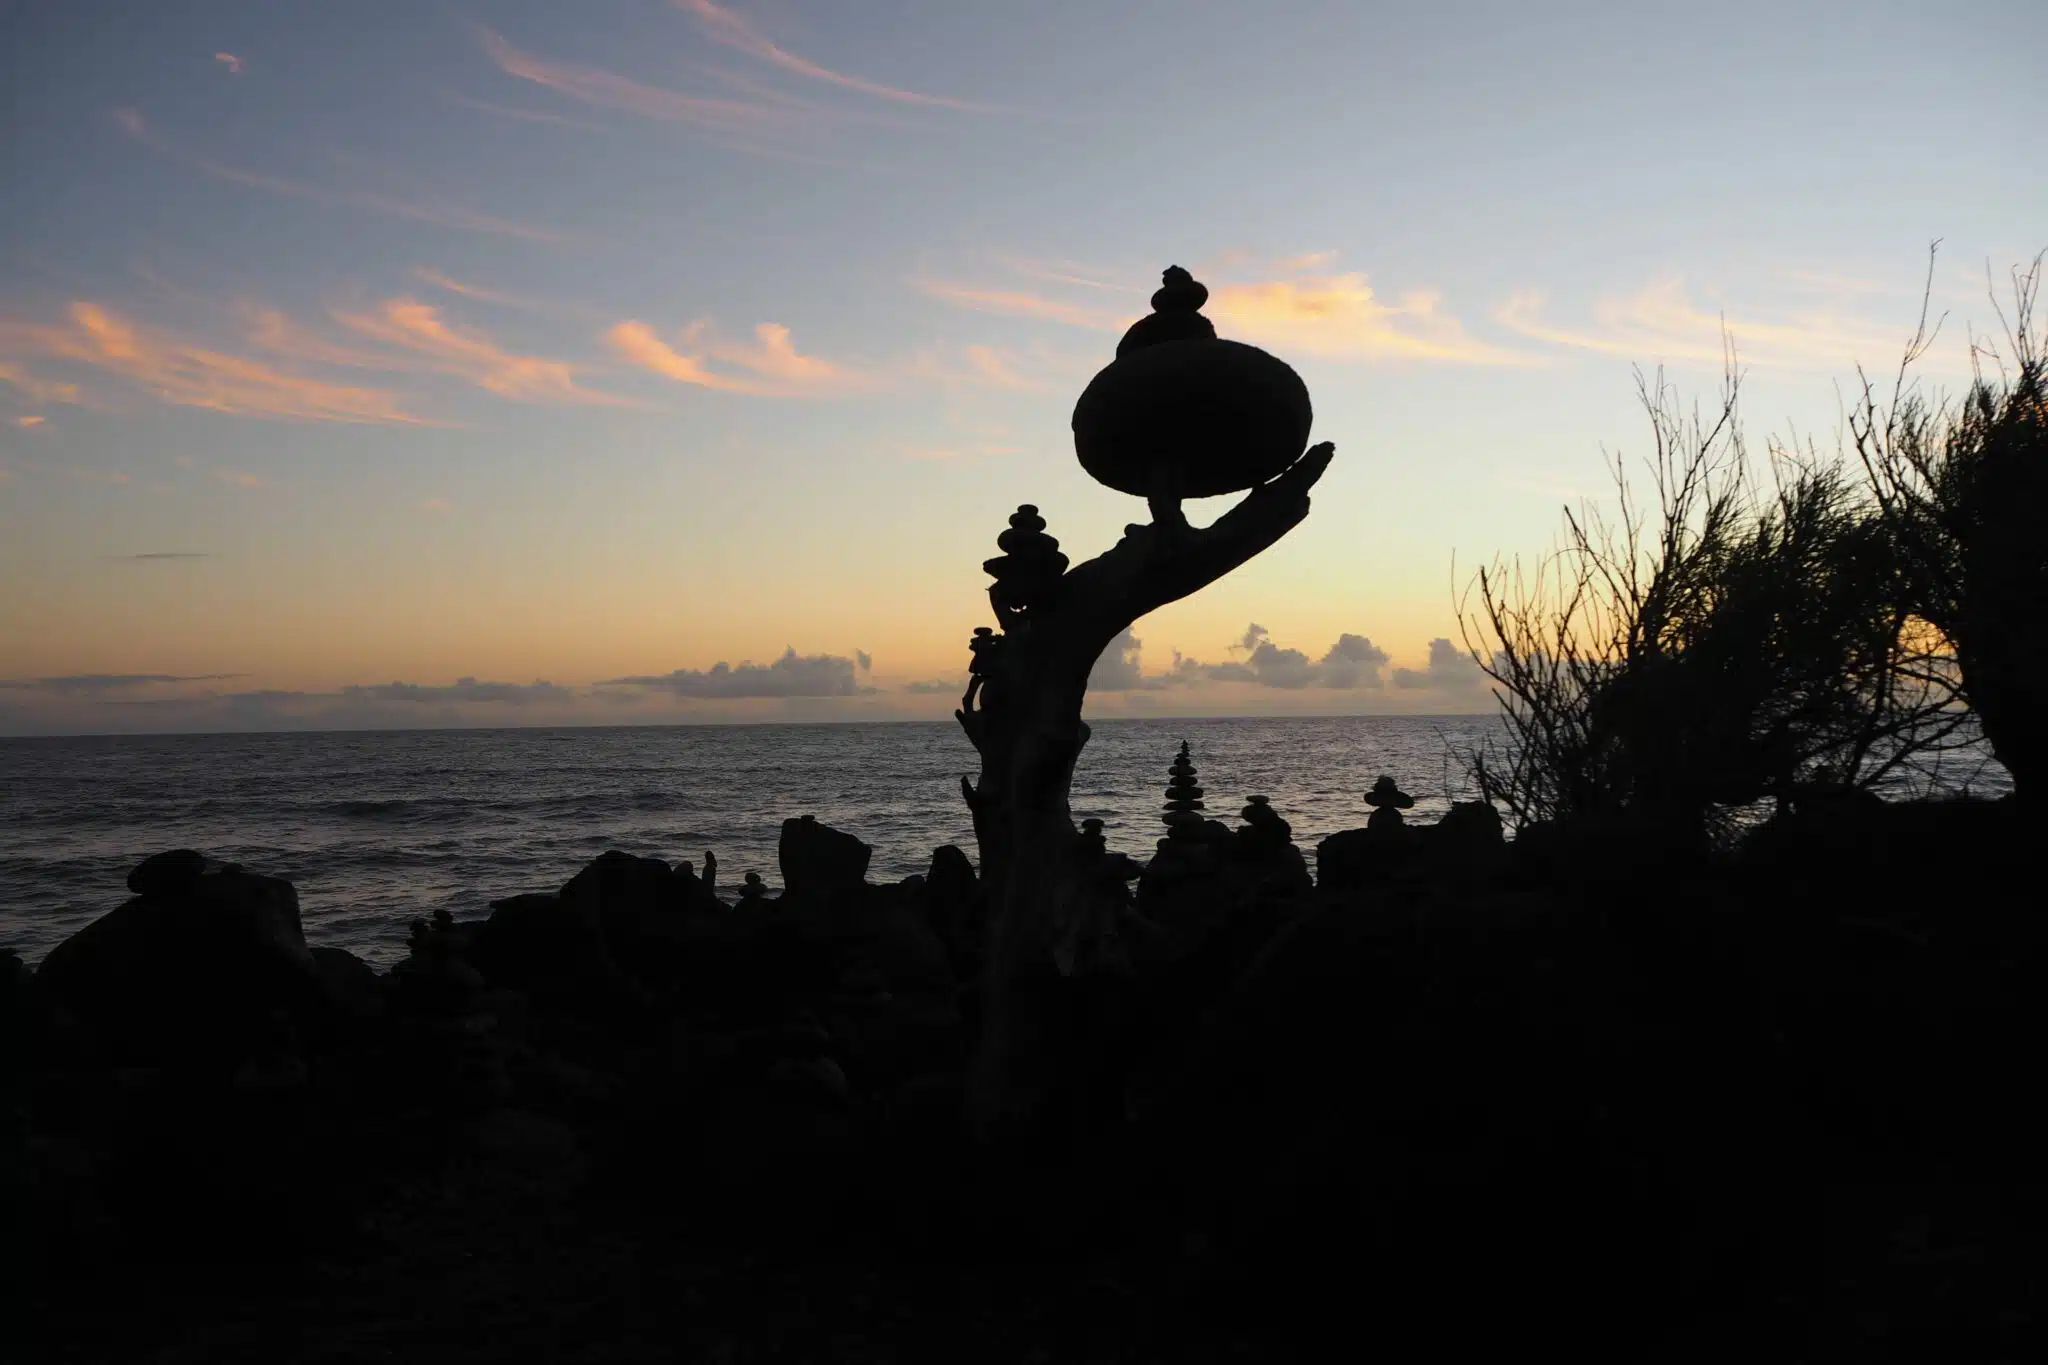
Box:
<box><xmin>1493</xmin><ymin>278</ymin><xmax>1919</xmax><ymax>371</ymax></box>
<box><xmin>0</xmin><ymin>361</ymin><xmax>83</xmax><ymax>405</ymax></box>
<box><xmin>480</xmin><ymin>28</ymin><xmax>801</xmax><ymax>136</ymax></box>
<box><xmin>676</xmin><ymin>0</ymin><xmax>992</xmax><ymax>111</ymax></box>
<box><xmin>914</xmin><ymin>279</ymin><xmax>1125</xmax><ymax>330</ymax></box>
<box><xmin>1</xmin><ymin>303</ymin><xmax>423</xmax><ymax>424</ymax></box>
<box><xmin>114</xmin><ymin>107</ymin><xmax>565</xmax><ymax>243</ymax></box>
<box><xmin>608</xmin><ymin>319</ymin><xmax>855</xmax><ymax>396</ymax></box>
<box><xmin>332</xmin><ymin>297</ymin><xmax>632</xmax><ymax>405</ymax></box>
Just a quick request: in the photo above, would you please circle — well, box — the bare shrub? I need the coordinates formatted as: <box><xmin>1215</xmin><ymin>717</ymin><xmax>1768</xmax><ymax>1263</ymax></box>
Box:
<box><xmin>1852</xmin><ymin>248</ymin><xmax>2048</xmax><ymax>800</ymax></box>
<box><xmin>1460</xmin><ymin>345</ymin><xmax>1973</xmax><ymax>839</ymax></box>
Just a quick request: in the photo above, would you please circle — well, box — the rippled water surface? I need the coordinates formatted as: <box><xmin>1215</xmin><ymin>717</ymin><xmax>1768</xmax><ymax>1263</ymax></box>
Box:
<box><xmin>1</xmin><ymin>716</ymin><xmax>1501</xmax><ymax>965</ymax></box>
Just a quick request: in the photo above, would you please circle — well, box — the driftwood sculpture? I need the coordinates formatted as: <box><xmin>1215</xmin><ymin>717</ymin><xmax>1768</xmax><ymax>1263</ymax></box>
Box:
<box><xmin>956</xmin><ymin>266</ymin><xmax>1336</xmax><ymax>1138</ymax></box>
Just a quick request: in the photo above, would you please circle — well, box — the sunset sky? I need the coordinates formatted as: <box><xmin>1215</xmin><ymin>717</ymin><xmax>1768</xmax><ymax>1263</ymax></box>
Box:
<box><xmin>2</xmin><ymin>0</ymin><xmax>2040</xmax><ymax>734</ymax></box>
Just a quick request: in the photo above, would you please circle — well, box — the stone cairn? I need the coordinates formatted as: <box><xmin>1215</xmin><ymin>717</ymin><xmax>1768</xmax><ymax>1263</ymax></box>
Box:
<box><xmin>1365</xmin><ymin>775</ymin><xmax>1415</xmax><ymax>833</ymax></box>
<box><xmin>1238</xmin><ymin>794</ymin><xmax>1291</xmax><ymax>844</ymax></box>
<box><xmin>1162</xmin><ymin>741</ymin><xmax>1207</xmax><ymax>843</ymax></box>
<box><xmin>983</xmin><ymin>504</ymin><xmax>1070</xmax><ymax>622</ymax></box>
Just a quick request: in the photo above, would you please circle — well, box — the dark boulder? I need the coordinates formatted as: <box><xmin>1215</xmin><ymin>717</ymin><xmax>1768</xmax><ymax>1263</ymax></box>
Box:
<box><xmin>37</xmin><ymin>856</ymin><xmax>333</xmax><ymax>1070</ymax></box>
<box><xmin>1311</xmin><ymin>827</ymin><xmax>1372</xmax><ymax>894</ymax></box>
<box><xmin>788</xmin><ymin>883</ymin><xmax>954</xmax><ymax>997</ymax></box>
<box><xmin>564</xmin><ymin>850</ymin><xmax>727</xmax><ymax>994</ymax></box>
<box><xmin>1315</xmin><ymin>819</ymin><xmax>1423</xmax><ymax>894</ymax></box>
<box><xmin>922</xmin><ymin>844</ymin><xmax>983</xmax><ymax>972</ymax></box>
<box><xmin>474</xmin><ymin>849</ymin><xmax>748</xmax><ymax>1010</ymax></box>
<box><xmin>308</xmin><ymin>946</ymin><xmax>385</xmax><ymax>1030</ymax></box>
<box><xmin>473</xmin><ymin>892</ymin><xmax>589</xmax><ymax>995</ymax></box>
<box><xmin>1135</xmin><ymin>833</ymin><xmax>1229</xmax><ymax>927</ymax></box>
<box><xmin>1421</xmin><ymin>801</ymin><xmax>1506</xmax><ymax>880</ymax></box>
<box><xmin>925</xmin><ymin>844</ymin><xmax>978</xmax><ymax>918</ymax></box>
<box><xmin>779</xmin><ymin>816</ymin><xmax>871</xmax><ymax>897</ymax></box>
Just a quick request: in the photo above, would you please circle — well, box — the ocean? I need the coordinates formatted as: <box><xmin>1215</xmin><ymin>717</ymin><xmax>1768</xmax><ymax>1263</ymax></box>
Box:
<box><xmin>1</xmin><ymin>715</ymin><xmax>1502</xmax><ymax>967</ymax></box>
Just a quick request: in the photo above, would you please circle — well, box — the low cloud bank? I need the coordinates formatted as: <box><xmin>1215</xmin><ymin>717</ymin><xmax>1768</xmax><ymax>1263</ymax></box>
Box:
<box><xmin>0</xmin><ymin>649</ymin><xmax>880</xmax><ymax>735</ymax></box>
<box><xmin>1087</xmin><ymin>624</ymin><xmax>1490</xmax><ymax>700</ymax></box>
<box><xmin>601</xmin><ymin>648</ymin><xmax>873</xmax><ymax>699</ymax></box>
<box><xmin>0</xmin><ymin>633</ymin><xmax>1494</xmax><ymax>736</ymax></box>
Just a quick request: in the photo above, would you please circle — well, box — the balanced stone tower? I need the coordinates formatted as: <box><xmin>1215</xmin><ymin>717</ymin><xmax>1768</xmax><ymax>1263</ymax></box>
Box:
<box><xmin>1162</xmin><ymin>741</ymin><xmax>1207</xmax><ymax>843</ymax></box>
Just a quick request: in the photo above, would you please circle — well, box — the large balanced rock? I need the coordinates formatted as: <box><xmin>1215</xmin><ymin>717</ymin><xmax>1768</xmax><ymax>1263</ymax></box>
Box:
<box><xmin>1072</xmin><ymin>267</ymin><xmax>1313</xmax><ymax>503</ymax></box>
<box><xmin>779</xmin><ymin>816</ymin><xmax>871</xmax><ymax>897</ymax></box>
<box><xmin>37</xmin><ymin>853</ymin><xmax>331</xmax><ymax>1070</ymax></box>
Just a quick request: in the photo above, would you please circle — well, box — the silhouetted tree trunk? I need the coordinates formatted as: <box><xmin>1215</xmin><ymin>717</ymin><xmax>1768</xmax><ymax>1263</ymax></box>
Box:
<box><xmin>956</xmin><ymin>443</ymin><xmax>1334</xmax><ymax>1141</ymax></box>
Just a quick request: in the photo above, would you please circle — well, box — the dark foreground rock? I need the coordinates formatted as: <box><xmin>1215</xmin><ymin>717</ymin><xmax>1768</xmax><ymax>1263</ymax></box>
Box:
<box><xmin>9</xmin><ymin>800</ymin><xmax>2045</xmax><ymax>1362</ymax></box>
<box><xmin>36</xmin><ymin>862</ymin><xmax>342</xmax><ymax>1070</ymax></box>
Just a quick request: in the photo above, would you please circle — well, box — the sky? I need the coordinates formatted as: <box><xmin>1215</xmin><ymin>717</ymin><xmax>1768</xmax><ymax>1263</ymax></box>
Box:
<box><xmin>1</xmin><ymin>0</ymin><xmax>2042</xmax><ymax>735</ymax></box>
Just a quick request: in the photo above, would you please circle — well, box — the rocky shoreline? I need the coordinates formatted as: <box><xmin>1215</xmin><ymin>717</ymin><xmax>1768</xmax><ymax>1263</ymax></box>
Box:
<box><xmin>6</xmin><ymin>781</ymin><xmax>2043</xmax><ymax>1361</ymax></box>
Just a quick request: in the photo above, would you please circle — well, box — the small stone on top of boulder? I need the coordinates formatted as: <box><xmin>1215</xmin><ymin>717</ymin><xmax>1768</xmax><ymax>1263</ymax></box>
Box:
<box><xmin>1364</xmin><ymin>776</ymin><xmax>1415</xmax><ymax>810</ymax></box>
<box><xmin>126</xmin><ymin>848</ymin><xmax>239</xmax><ymax>898</ymax></box>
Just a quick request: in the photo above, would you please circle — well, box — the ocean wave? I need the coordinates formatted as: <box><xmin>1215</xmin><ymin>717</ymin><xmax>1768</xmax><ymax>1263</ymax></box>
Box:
<box><xmin>4</xmin><ymin>715</ymin><xmax>1517</xmax><ymax>966</ymax></box>
<box><xmin>317</xmin><ymin>798</ymin><xmax>478</xmax><ymax>827</ymax></box>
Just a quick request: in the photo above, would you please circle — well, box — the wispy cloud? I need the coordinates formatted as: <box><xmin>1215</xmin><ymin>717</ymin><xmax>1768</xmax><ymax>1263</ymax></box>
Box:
<box><xmin>961</xmin><ymin>344</ymin><xmax>1037</xmax><ymax>390</ymax></box>
<box><xmin>695</xmin><ymin>321</ymin><xmax>850</xmax><ymax>386</ymax></box>
<box><xmin>441</xmin><ymin>91</ymin><xmax>609</xmax><ymax>133</ymax></box>
<box><xmin>675</xmin><ymin>0</ymin><xmax>992</xmax><ymax>111</ymax></box>
<box><xmin>410</xmin><ymin>268</ymin><xmax>593</xmax><ymax>319</ymax></box>
<box><xmin>902</xmin><ymin>438</ymin><xmax>1022</xmax><ymax>462</ymax></box>
<box><xmin>920</xmin><ymin>254</ymin><xmax>1535</xmax><ymax>367</ymax></box>
<box><xmin>901</xmin><ymin>338</ymin><xmax>1098</xmax><ymax>398</ymax></box>
<box><xmin>0</xmin><ymin>360</ymin><xmax>83</xmax><ymax>405</ymax></box>
<box><xmin>0</xmin><ymin>673</ymin><xmax>245</xmax><ymax>694</ymax></box>
<box><xmin>1494</xmin><ymin>277</ymin><xmax>1921</xmax><ymax>371</ymax></box>
<box><xmin>4</xmin><ymin>458</ymin><xmax>131</xmax><ymax>486</ymax></box>
<box><xmin>11</xmin><ymin>413</ymin><xmax>47</xmax><ymax>428</ymax></box>
<box><xmin>606</xmin><ymin>319</ymin><xmax>856</xmax><ymax>396</ymax></box>
<box><xmin>115</xmin><ymin>108</ymin><xmax>565</xmax><ymax>243</ymax></box>
<box><xmin>418</xmin><ymin>496</ymin><xmax>452</xmax><ymax>513</ymax></box>
<box><xmin>607</xmin><ymin>322</ymin><xmax>773</xmax><ymax>394</ymax></box>
<box><xmin>333</xmin><ymin>297</ymin><xmax>632</xmax><ymax>405</ymax></box>
<box><xmin>0</xmin><ymin>302</ymin><xmax>424</xmax><ymax>424</ymax></box>
<box><xmin>480</xmin><ymin>28</ymin><xmax>801</xmax><ymax>138</ymax></box>
<box><xmin>214</xmin><ymin>52</ymin><xmax>242</xmax><ymax>75</ymax></box>
<box><xmin>914</xmin><ymin>279</ymin><xmax>1125</xmax><ymax>330</ymax></box>
<box><xmin>114</xmin><ymin>552</ymin><xmax>207</xmax><ymax>560</ymax></box>
<box><xmin>986</xmin><ymin>254</ymin><xmax>1140</xmax><ymax>294</ymax></box>
<box><xmin>241</xmin><ymin>305</ymin><xmax>397</xmax><ymax>370</ymax></box>
<box><xmin>212</xmin><ymin>468</ymin><xmax>264</xmax><ymax>489</ymax></box>
<box><xmin>1208</xmin><ymin>265</ymin><xmax>1540</xmax><ymax>367</ymax></box>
